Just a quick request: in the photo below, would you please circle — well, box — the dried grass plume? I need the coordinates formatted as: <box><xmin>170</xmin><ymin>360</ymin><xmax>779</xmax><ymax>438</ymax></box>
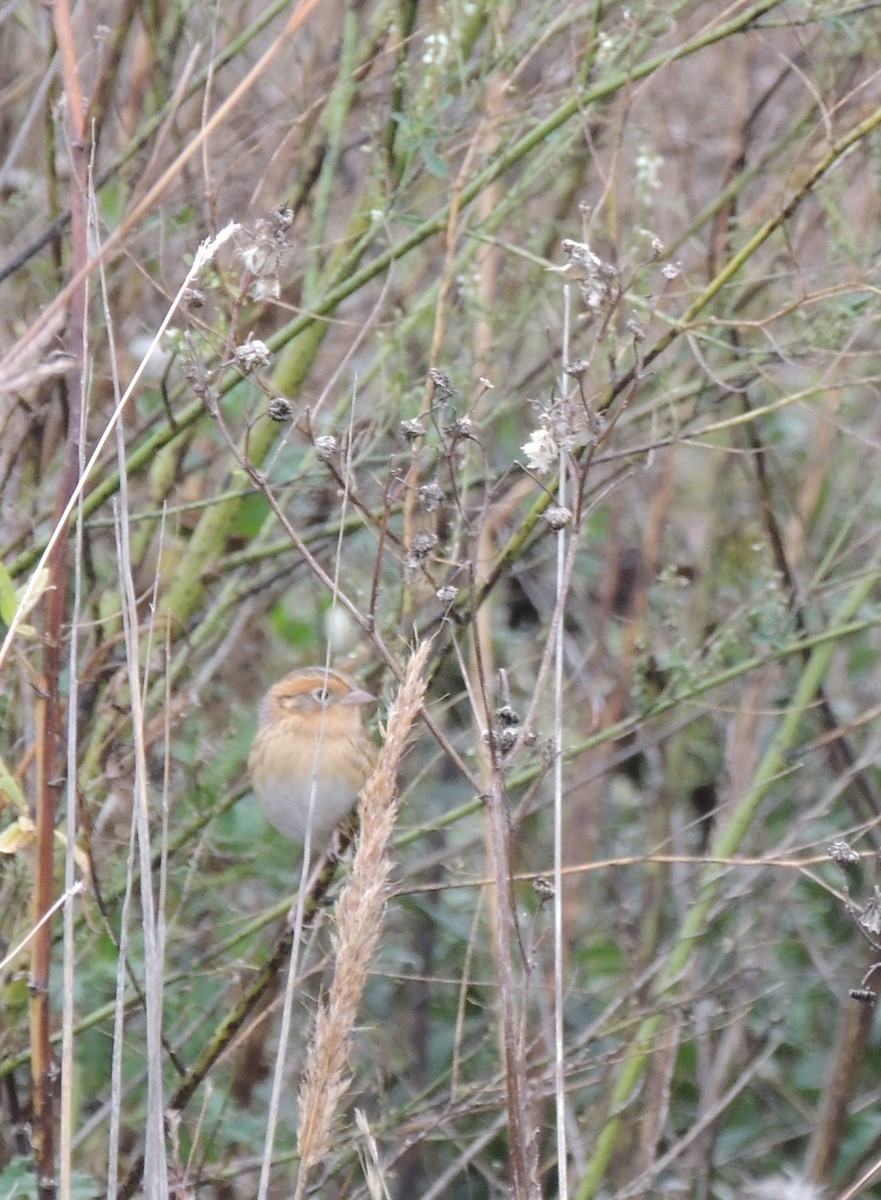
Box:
<box><xmin>294</xmin><ymin>641</ymin><xmax>431</xmax><ymax>1194</ymax></box>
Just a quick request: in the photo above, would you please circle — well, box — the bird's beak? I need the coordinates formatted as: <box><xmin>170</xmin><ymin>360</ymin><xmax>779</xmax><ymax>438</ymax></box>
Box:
<box><xmin>340</xmin><ymin>686</ymin><xmax>374</xmax><ymax>707</ymax></box>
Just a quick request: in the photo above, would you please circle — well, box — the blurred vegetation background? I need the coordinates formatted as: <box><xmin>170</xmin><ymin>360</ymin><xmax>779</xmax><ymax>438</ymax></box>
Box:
<box><xmin>3</xmin><ymin>0</ymin><xmax>881</xmax><ymax>1197</ymax></box>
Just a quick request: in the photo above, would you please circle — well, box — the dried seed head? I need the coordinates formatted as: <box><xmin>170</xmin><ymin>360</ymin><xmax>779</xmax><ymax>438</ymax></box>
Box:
<box><xmin>436</xmin><ymin>584</ymin><xmax>458</xmax><ymax>604</ymax></box>
<box><xmin>184</xmin><ymin>362</ymin><xmax>216</xmax><ymax>402</ymax></box>
<box><xmin>495</xmin><ymin>704</ymin><xmax>520</xmax><ymax>727</ymax></box>
<box><xmin>829</xmin><ymin>840</ymin><xmax>860</xmax><ymax>867</ymax></box>
<box><xmin>446</xmin><ymin>415</ymin><xmax>473</xmax><ymax>439</ymax></box>
<box><xmin>850</xmin><ymin>988</ymin><xmax>877</xmax><ymax>1005</ymax></box>
<box><xmin>273</xmin><ymin>204</ymin><xmax>294</xmax><ymax>234</ymax></box>
<box><xmin>236</xmin><ymin>208</ymin><xmax>294</xmax><ymax>300</ymax></box>
<box><xmin>554</xmin><ymin>239</ymin><xmax>619</xmax><ymax>316</ymax></box>
<box><xmin>250</xmin><ymin>277</ymin><xmax>281</xmax><ymax>301</ymax></box>
<box><xmin>428</xmin><ymin>367</ymin><xmax>457</xmax><ymax>396</ymax></box>
<box><xmin>268</xmin><ymin>397</ymin><xmax>294</xmax><ymax>422</ymax></box>
<box><xmin>233</xmin><ymin>336</ymin><xmax>271</xmax><ymax>372</ymax></box>
<box><xmin>482</xmin><ymin>726</ymin><xmax>517</xmax><ymax>755</ymax></box>
<box><xmin>418</xmin><ymin>482</ymin><xmax>444</xmax><ymax>513</ymax></box>
<box><xmin>559</xmin><ymin>239</ymin><xmax>602</xmax><ymax>280</ymax></box>
<box><xmin>627</xmin><ymin>315</ymin><xmax>646</xmax><ymax>341</ymax></box>
<box><xmin>532</xmin><ymin>875</ymin><xmax>555</xmax><ymax>904</ymax></box>
<box><xmin>564</xmin><ymin>359</ymin><xmax>589</xmax><ymax>379</ymax></box>
<box><xmin>314</xmin><ymin>435</ymin><xmax>338</xmax><ymax>460</ymax></box>
<box><xmin>400</xmin><ymin>417</ymin><xmax>426</xmax><ymax>441</ymax></box>
<box><xmin>239</xmin><ymin>243</ymin><xmax>275</xmax><ymax>276</ymax></box>
<box><xmin>408</xmin><ymin>531</ymin><xmax>438</xmax><ymax>560</ymax></box>
<box><xmin>496</xmin><ymin>726</ymin><xmax>518</xmax><ymax>754</ymax></box>
<box><xmin>544</xmin><ymin>505</ymin><xmax>572</xmax><ymax>531</ymax></box>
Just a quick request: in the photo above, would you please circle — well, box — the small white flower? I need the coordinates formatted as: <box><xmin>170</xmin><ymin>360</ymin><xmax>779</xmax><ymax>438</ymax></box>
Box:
<box><xmin>595</xmin><ymin>30</ymin><xmax>616</xmax><ymax>64</ymax></box>
<box><xmin>422</xmin><ymin>31</ymin><xmax>449</xmax><ymax>66</ymax></box>
<box><xmin>634</xmin><ymin>145</ymin><xmax>663</xmax><ymax>200</ymax></box>
<box><xmin>662</xmin><ymin>262</ymin><xmax>681</xmax><ymax>280</ymax></box>
<box><xmin>522</xmin><ymin>428</ymin><xmax>558</xmax><ymax>474</ymax></box>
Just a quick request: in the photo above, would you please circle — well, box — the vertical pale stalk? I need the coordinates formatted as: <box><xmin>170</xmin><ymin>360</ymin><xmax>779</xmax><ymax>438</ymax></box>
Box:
<box><xmin>59</xmin><ymin>248</ymin><xmax>89</xmax><ymax>1200</ymax></box>
<box><xmin>553</xmin><ymin>284</ymin><xmax>571</xmax><ymax>1200</ymax></box>
<box><xmin>113</xmin><ymin>495</ymin><xmax>169</xmax><ymax>1198</ymax></box>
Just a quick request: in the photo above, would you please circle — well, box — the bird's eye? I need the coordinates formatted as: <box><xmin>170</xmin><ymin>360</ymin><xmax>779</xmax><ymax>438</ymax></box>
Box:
<box><xmin>312</xmin><ymin>686</ymin><xmax>330</xmax><ymax>704</ymax></box>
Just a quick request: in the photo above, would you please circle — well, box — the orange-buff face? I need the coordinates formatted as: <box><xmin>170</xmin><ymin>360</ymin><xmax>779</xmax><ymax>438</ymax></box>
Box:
<box><xmin>248</xmin><ymin>667</ymin><xmax>375</xmax><ymax>847</ymax></box>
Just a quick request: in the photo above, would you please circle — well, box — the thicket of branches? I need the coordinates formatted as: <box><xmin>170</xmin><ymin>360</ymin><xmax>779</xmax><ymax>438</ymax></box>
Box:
<box><xmin>3</xmin><ymin>1</ymin><xmax>881</xmax><ymax>1198</ymax></box>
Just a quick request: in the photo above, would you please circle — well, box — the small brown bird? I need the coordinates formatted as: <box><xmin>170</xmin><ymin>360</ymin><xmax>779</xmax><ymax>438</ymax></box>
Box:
<box><xmin>248</xmin><ymin>666</ymin><xmax>375</xmax><ymax>847</ymax></box>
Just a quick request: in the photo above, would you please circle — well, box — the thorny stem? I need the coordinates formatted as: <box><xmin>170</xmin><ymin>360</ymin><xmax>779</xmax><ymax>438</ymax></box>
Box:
<box><xmin>30</xmin><ymin>3</ymin><xmax>89</xmax><ymax>1193</ymax></box>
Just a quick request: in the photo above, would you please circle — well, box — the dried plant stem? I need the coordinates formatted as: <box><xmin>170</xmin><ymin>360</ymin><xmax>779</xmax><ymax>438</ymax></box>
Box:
<box><xmin>807</xmin><ymin>980</ymin><xmax>877</xmax><ymax>1183</ymax></box>
<box><xmin>483</xmin><ymin>771</ymin><xmax>539</xmax><ymax>1200</ymax></box>
<box><xmin>30</xmin><ymin>2</ymin><xmax>89</xmax><ymax>1191</ymax></box>
<box><xmin>293</xmin><ymin>642</ymin><xmax>430</xmax><ymax>1198</ymax></box>
<box><xmin>113</xmin><ymin>495</ymin><xmax>169</xmax><ymax>1200</ymax></box>
<box><xmin>59</xmin><ymin>199</ymin><xmax>91</xmax><ymax>1200</ymax></box>
<box><xmin>553</xmin><ymin>286</ymin><xmax>572</xmax><ymax>1200</ymax></box>
<box><xmin>460</xmin><ymin>583</ymin><xmax>538</xmax><ymax>1198</ymax></box>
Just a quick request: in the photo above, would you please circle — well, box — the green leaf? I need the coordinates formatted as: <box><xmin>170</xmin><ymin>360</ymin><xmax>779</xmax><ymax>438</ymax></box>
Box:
<box><xmin>0</xmin><ymin>760</ymin><xmax>26</xmax><ymax>816</ymax></box>
<box><xmin>0</xmin><ymin>1156</ymin><xmax>35</xmax><ymax>1198</ymax></box>
<box><xmin>232</xmin><ymin>491</ymin><xmax>269</xmax><ymax>539</ymax></box>
<box><xmin>0</xmin><ymin>1157</ymin><xmax>99</xmax><ymax>1199</ymax></box>
<box><xmin>2</xmin><ymin>566</ymin><xmax>51</xmax><ymax>640</ymax></box>
<box><xmin>421</xmin><ymin>141</ymin><xmax>447</xmax><ymax>178</ymax></box>
<box><xmin>0</xmin><ymin>560</ymin><xmax>16</xmax><ymax>626</ymax></box>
